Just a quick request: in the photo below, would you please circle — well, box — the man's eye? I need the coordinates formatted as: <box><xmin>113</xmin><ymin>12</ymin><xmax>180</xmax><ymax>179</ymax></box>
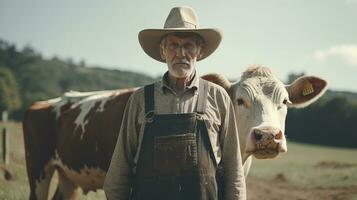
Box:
<box><xmin>237</xmin><ymin>98</ymin><xmax>244</xmax><ymax>106</ymax></box>
<box><xmin>183</xmin><ymin>43</ymin><xmax>196</xmax><ymax>51</ymax></box>
<box><xmin>168</xmin><ymin>43</ymin><xmax>178</xmax><ymax>50</ymax></box>
<box><xmin>184</xmin><ymin>43</ymin><xmax>193</xmax><ymax>48</ymax></box>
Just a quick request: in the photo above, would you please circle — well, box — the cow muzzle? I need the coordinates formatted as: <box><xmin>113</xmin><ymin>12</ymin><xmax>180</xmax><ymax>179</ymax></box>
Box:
<box><xmin>249</xmin><ymin>126</ymin><xmax>287</xmax><ymax>159</ymax></box>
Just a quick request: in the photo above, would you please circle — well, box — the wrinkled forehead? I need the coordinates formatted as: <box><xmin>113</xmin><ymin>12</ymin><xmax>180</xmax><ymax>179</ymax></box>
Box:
<box><xmin>237</xmin><ymin>77</ymin><xmax>288</xmax><ymax>102</ymax></box>
<box><xmin>161</xmin><ymin>32</ymin><xmax>204</xmax><ymax>45</ymax></box>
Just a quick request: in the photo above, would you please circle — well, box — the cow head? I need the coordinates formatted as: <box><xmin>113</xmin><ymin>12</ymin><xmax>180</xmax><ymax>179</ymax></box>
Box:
<box><xmin>202</xmin><ymin>65</ymin><xmax>327</xmax><ymax>163</ymax></box>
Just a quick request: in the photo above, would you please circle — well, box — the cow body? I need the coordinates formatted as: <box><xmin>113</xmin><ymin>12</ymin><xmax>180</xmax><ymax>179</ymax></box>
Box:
<box><xmin>23</xmin><ymin>89</ymin><xmax>137</xmax><ymax>199</ymax></box>
<box><xmin>23</xmin><ymin>66</ymin><xmax>327</xmax><ymax>199</ymax></box>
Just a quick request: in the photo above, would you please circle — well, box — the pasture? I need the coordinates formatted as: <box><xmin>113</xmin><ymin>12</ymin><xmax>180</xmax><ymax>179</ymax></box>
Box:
<box><xmin>0</xmin><ymin>121</ymin><xmax>356</xmax><ymax>200</ymax></box>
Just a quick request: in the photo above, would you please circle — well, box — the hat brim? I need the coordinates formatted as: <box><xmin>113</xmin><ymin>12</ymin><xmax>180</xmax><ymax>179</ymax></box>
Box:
<box><xmin>138</xmin><ymin>28</ymin><xmax>223</xmax><ymax>63</ymax></box>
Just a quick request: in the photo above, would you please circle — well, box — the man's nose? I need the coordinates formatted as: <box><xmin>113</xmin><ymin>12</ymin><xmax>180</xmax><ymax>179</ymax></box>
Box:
<box><xmin>176</xmin><ymin>46</ymin><xmax>187</xmax><ymax>57</ymax></box>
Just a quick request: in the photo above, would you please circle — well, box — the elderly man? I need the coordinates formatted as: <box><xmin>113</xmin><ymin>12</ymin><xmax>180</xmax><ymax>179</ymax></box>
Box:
<box><xmin>104</xmin><ymin>6</ymin><xmax>246</xmax><ymax>200</ymax></box>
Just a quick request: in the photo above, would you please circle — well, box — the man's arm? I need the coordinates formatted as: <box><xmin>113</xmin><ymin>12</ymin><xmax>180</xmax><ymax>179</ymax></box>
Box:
<box><xmin>220</xmin><ymin>96</ymin><xmax>247</xmax><ymax>200</ymax></box>
<box><xmin>104</xmin><ymin>94</ymin><xmax>140</xmax><ymax>200</ymax></box>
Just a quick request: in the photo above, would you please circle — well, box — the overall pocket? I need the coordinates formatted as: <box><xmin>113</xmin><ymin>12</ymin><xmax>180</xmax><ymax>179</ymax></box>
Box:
<box><xmin>154</xmin><ymin>133</ymin><xmax>197</xmax><ymax>175</ymax></box>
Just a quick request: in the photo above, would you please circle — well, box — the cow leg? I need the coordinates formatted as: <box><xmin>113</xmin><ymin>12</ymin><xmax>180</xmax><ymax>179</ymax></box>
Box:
<box><xmin>27</xmin><ymin>162</ymin><xmax>56</xmax><ymax>200</ymax></box>
<box><xmin>52</xmin><ymin>168</ymin><xmax>78</xmax><ymax>200</ymax></box>
<box><xmin>23</xmin><ymin>106</ymin><xmax>57</xmax><ymax>200</ymax></box>
<box><xmin>28</xmin><ymin>162</ymin><xmax>56</xmax><ymax>200</ymax></box>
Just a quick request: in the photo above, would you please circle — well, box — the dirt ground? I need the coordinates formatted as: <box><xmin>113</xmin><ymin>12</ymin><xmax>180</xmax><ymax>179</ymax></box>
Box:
<box><xmin>247</xmin><ymin>175</ymin><xmax>357</xmax><ymax>200</ymax></box>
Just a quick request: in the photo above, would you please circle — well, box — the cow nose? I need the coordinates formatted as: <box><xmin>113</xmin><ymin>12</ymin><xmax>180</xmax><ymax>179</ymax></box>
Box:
<box><xmin>254</xmin><ymin>130</ymin><xmax>263</xmax><ymax>141</ymax></box>
<box><xmin>252</xmin><ymin>127</ymin><xmax>282</xmax><ymax>142</ymax></box>
<box><xmin>275</xmin><ymin>131</ymin><xmax>283</xmax><ymax>140</ymax></box>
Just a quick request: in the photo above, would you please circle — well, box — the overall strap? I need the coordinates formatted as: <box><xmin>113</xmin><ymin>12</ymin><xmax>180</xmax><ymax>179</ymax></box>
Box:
<box><xmin>144</xmin><ymin>83</ymin><xmax>155</xmax><ymax>115</ymax></box>
<box><xmin>196</xmin><ymin>78</ymin><xmax>208</xmax><ymax>114</ymax></box>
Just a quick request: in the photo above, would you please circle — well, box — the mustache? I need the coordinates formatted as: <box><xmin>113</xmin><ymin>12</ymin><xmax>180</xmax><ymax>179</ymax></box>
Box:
<box><xmin>173</xmin><ymin>59</ymin><xmax>190</xmax><ymax>65</ymax></box>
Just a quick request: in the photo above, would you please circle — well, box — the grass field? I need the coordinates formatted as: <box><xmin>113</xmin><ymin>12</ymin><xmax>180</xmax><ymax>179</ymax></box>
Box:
<box><xmin>1</xmin><ymin>121</ymin><xmax>357</xmax><ymax>199</ymax></box>
<box><xmin>249</xmin><ymin>142</ymin><xmax>357</xmax><ymax>188</ymax></box>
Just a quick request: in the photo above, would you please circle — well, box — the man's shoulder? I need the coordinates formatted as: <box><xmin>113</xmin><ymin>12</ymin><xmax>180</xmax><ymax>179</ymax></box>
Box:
<box><xmin>130</xmin><ymin>81</ymin><xmax>160</xmax><ymax>100</ymax></box>
<box><xmin>130</xmin><ymin>86</ymin><xmax>144</xmax><ymax>99</ymax></box>
<box><xmin>201</xmin><ymin>78</ymin><xmax>230</xmax><ymax>98</ymax></box>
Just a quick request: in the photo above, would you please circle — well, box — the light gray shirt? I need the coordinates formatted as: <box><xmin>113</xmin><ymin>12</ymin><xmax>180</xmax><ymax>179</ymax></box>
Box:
<box><xmin>104</xmin><ymin>72</ymin><xmax>246</xmax><ymax>200</ymax></box>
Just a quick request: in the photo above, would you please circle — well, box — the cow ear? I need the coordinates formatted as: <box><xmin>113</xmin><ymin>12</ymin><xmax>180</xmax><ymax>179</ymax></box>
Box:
<box><xmin>201</xmin><ymin>73</ymin><xmax>232</xmax><ymax>91</ymax></box>
<box><xmin>285</xmin><ymin>76</ymin><xmax>328</xmax><ymax>108</ymax></box>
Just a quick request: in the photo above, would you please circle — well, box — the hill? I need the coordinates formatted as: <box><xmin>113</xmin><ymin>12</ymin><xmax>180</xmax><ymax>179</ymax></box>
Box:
<box><xmin>0</xmin><ymin>39</ymin><xmax>155</xmax><ymax>119</ymax></box>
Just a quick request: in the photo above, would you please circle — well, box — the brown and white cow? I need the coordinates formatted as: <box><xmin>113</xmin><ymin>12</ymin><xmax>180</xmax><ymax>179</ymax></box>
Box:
<box><xmin>23</xmin><ymin>66</ymin><xmax>327</xmax><ymax>199</ymax></box>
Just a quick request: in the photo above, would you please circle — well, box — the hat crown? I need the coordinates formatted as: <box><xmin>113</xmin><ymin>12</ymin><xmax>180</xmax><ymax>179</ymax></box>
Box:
<box><xmin>164</xmin><ymin>6</ymin><xmax>199</xmax><ymax>29</ymax></box>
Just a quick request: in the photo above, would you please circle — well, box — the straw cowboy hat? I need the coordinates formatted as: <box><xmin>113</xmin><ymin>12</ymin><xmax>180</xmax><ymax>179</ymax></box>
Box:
<box><xmin>138</xmin><ymin>6</ymin><xmax>223</xmax><ymax>62</ymax></box>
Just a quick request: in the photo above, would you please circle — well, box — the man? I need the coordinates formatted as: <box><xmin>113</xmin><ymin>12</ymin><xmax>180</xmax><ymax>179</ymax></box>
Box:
<box><xmin>104</xmin><ymin>6</ymin><xmax>246</xmax><ymax>200</ymax></box>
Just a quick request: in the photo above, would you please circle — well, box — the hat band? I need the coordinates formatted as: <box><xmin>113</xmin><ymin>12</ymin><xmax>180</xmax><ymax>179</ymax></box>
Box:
<box><xmin>164</xmin><ymin>21</ymin><xmax>197</xmax><ymax>29</ymax></box>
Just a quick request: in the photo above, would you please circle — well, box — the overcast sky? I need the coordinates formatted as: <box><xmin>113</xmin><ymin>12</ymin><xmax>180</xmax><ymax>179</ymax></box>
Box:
<box><xmin>1</xmin><ymin>0</ymin><xmax>357</xmax><ymax>92</ymax></box>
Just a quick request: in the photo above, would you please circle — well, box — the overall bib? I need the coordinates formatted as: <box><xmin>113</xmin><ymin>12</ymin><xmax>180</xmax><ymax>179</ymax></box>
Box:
<box><xmin>132</xmin><ymin>80</ymin><xmax>221</xmax><ymax>200</ymax></box>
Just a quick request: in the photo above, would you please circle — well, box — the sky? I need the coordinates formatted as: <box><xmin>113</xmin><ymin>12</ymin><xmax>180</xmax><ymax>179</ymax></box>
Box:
<box><xmin>1</xmin><ymin>0</ymin><xmax>357</xmax><ymax>92</ymax></box>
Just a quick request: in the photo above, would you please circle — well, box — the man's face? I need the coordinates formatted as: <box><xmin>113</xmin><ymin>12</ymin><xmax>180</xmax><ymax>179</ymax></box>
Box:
<box><xmin>161</xmin><ymin>34</ymin><xmax>202</xmax><ymax>78</ymax></box>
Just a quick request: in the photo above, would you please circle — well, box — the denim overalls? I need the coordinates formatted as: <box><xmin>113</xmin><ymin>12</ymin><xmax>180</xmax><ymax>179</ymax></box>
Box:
<box><xmin>132</xmin><ymin>79</ymin><xmax>221</xmax><ymax>200</ymax></box>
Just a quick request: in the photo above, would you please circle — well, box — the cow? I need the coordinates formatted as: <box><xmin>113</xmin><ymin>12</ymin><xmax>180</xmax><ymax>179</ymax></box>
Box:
<box><xmin>23</xmin><ymin>65</ymin><xmax>327</xmax><ymax>199</ymax></box>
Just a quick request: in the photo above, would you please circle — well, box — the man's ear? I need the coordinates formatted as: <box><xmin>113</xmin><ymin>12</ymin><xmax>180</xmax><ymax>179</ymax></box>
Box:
<box><xmin>160</xmin><ymin>47</ymin><xmax>166</xmax><ymax>60</ymax></box>
<box><xmin>285</xmin><ymin>76</ymin><xmax>328</xmax><ymax>108</ymax></box>
<box><xmin>198</xmin><ymin>52</ymin><xmax>203</xmax><ymax>59</ymax></box>
<box><xmin>198</xmin><ymin>47</ymin><xmax>203</xmax><ymax>59</ymax></box>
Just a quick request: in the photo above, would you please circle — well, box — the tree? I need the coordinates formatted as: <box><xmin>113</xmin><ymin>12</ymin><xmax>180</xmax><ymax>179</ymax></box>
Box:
<box><xmin>0</xmin><ymin>67</ymin><xmax>21</xmax><ymax>114</ymax></box>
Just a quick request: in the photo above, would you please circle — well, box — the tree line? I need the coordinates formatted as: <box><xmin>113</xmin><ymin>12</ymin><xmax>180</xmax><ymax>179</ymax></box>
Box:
<box><xmin>0</xmin><ymin>38</ymin><xmax>356</xmax><ymax>148</ymax></box>
<box><xmin>0</xmin><ymin>39</ymin><xmax>155</xmax><ymax>120</ymax></box>
<box><xmin>286</xmin><ymin>92</ymin><xmax>357</xmax><ymax>148</ymax></box>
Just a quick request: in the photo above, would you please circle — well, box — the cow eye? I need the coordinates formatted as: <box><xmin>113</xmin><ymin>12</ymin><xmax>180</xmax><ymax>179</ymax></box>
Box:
<box><xmin>237</xmin><ymin>98</ymin><xmax>245</xmax><ymax>106</ymax></box>
<box><xmin>278</xmin><ymin>99</ymin><xmax>288</xmax><ymax>110</ymax></box>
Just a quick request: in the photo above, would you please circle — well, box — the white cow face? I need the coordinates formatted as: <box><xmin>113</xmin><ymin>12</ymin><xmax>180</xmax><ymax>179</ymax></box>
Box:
<box><xmin>231</xmin><ymin>76</ymin><xmax>289</xmax><ymax>161</ymax></box>
<box><xmin>228</xmin><ymin>66</ymin><xmax>327</xmax><ymax>162</ymax></box>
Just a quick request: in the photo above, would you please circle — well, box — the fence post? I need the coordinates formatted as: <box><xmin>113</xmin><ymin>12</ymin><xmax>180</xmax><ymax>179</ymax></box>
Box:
<box><xmin>1</xmin><ymin>111</ymin><xmax>9</xmax><ymax>165</ymax></box>
<box><xmin>2</xmin><ymin>111</ymin><xmax>7</xmax><ymax>123</ymax></box>
<box><xmin>2</xmin><ymin>128</ymin><xmax>9</xmax><ymax>165</ymax></box>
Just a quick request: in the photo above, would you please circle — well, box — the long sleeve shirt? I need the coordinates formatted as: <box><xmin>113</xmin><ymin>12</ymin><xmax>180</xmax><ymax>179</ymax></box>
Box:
<box><xmin>103</xmin><ymin>72</ymin><xmax>246</xmax><ymax>200</ymax></box>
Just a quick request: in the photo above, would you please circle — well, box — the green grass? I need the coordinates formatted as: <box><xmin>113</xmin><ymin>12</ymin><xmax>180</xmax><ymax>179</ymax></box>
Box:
<box><xmin>1</xmin><ymin>122</ymin><xmax>357</xmax><ymax>199</ymax></box>
<box><xmin>0</xmin><ymin>121</ymin><xmax>30</xmax><ymax>199</ymax></box>
<box><xmin>248</xmin><ymin>141</ymin><xmax>357</xmax><ymax>188</ymax></box>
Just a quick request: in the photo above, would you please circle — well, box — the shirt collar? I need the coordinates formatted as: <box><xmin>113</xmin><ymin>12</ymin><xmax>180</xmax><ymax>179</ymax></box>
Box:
<box><xmin>160</xmin><ymin>71</ymin><xmax>199</xmax><ymax>94</ymax></box>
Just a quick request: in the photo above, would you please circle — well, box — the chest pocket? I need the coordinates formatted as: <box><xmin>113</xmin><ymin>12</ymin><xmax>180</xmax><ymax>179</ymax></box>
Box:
<box><xmin>153</xmin><ymin>133</ymin><xmax>198</xmax><ymax>175</ymax></box>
